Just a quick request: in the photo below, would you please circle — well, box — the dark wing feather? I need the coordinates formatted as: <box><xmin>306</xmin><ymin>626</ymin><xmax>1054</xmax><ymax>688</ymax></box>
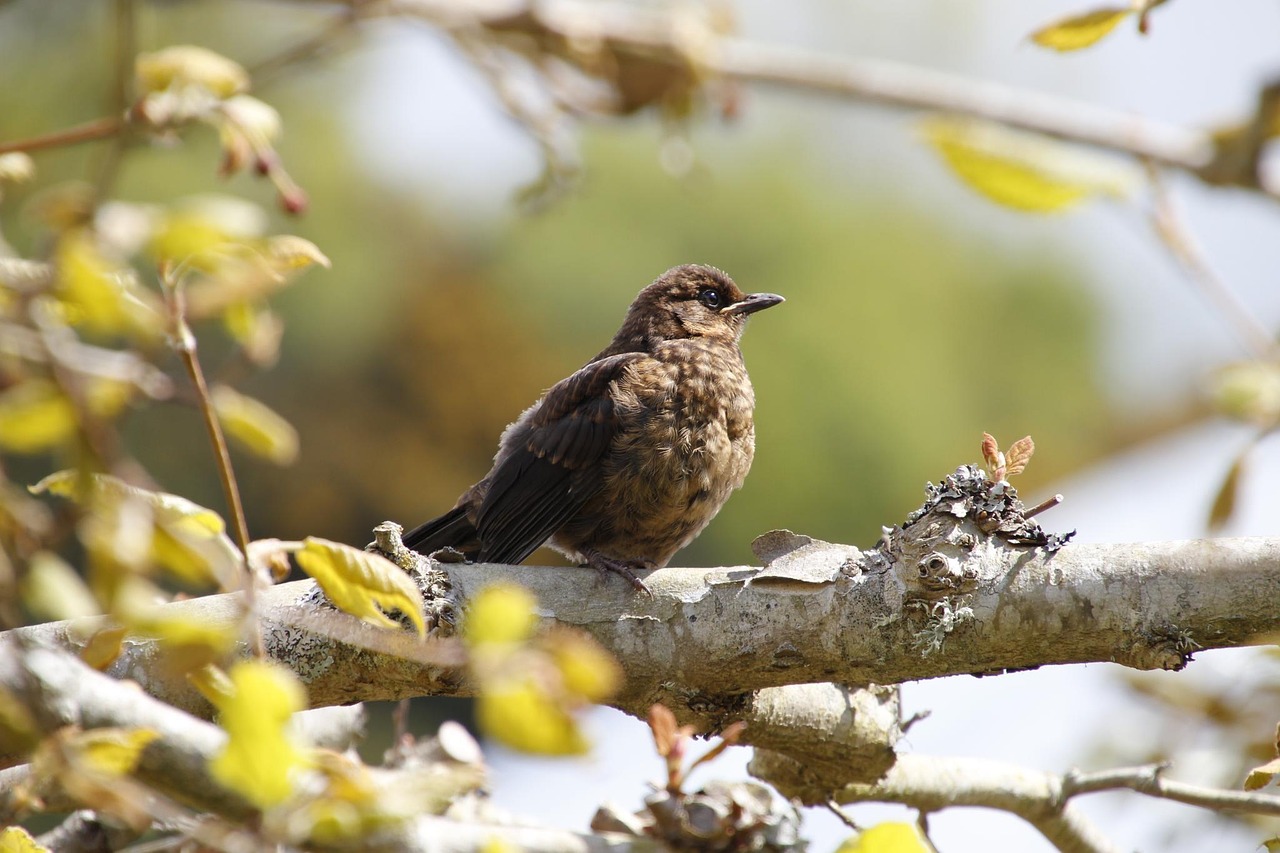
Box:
<box><xmin>402</xmin><ymin>504</ymin><xmax>478</xmax><ymax>556</ymax></box>
<box><xmin>473</xmin><ymin>353</ymin><xmax>642</xmax><ymax>564</ymax></box>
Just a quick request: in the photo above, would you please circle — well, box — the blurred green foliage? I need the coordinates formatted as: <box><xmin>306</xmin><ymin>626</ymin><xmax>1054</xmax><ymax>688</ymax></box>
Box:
<box><xmin>0</xmin><ymin>0</ymin><xmax>1110</xmax><ymax>572</ymax></box>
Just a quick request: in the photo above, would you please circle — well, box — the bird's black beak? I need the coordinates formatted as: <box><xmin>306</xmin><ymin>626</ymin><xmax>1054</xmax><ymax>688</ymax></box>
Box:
<box><xmin>722</xmin><ymin>292</ymin><xmax>785</xmax><ymax>316</ymax></box>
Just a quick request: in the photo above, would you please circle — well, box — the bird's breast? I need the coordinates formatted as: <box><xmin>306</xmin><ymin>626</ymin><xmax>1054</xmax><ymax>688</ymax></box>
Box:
<box><xmin>583</xmin><ymin>341</ymin><xmax>757</xmax><ymax>564</ymax></box>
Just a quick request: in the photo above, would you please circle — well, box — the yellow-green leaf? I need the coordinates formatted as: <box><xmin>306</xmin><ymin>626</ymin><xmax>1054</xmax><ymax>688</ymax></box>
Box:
<box><xmin>147</xmin><ymin>196</ymin><xmax>266</xmax><ymax>272</ymax></box>
<box><xmin>834</xmin><ymin>822</ymin><xmax>932</xmax><ymax>853</ymax></box>
<box><xmin>136</xmin><ymin>45</ymin><xmax>248</xmax><ymax>98</ymax></box>
<box><xmin>545</xmin><ymin>629</ymin><xmax>621</xmax><ymax>703</ymax></box>
<box><xmin>116</xmin><ymin>579</ymin><xmax>240</xmax><ymax>668</ymax></box>
<box><xmin>0</xmin><ymin>379</ymin><xmax>77</xmax><ymax>454</ymax></box>
<box><xmin>32</xmin><ymin>470</ymin><xmax>226</xmax><ymax>534</ymax></box>
<box><xmin>211</xmin><ymin>385</ymin><xmax>299</xmax><ymax>465</ymax></box>
<box><xmin>71</xmin><ymin>727</ymin><xmax>158</xmax><ymax>777</ymax></box>
<box><xmin>78</xmin><ymin>625</ymin><xmax>127</xmax><ymax>671</ymax></box>
<box><xmin>32</xmin><ymin>470</ymin><xmax>239</xmax><ymax>590</ymax></box>
<box><xmin>477</xmin><ymin>678</ymin><xmax>588</xmax><ymax>756</ymax></box>
<box><xmin>0</xmin><ymin>827</ymin><xmax>50</xmax><ymax>853</ymax></box>
<box><xmin>266</xmin><ymin>235</ymin><xmax>331</xmax><ymax>271</ymax></box>
<box><xmin>1245</xmin><ymin>756</ymin><xmax>1280</xmax><ymax>791</ymax></box>
<box><xmin>295</xmin><ymin>537</ymin><xmax>425</xmax><ymax>638</ymax></box>
<box><xmin>209</xmin><ymin>660</ymin><xmax>308</xmax><ymax>808</ymax></box>
<box><xmin>189</xmin><ymin>663</ymin><xmax>235</xmax><ymax>706</ymax></box>
<box><xmin>465</xmin><ymin>584</ymin><xmax>538</xmax><ymax>646</ymax></box>
<box><xmin>922</xmin><ymin>116</ymin><xmax>1136</xmax><ymax>213</ymax></box>
<box><xmin>1211</xmin><ymin>360</ymin><xmax>1280</xmax><ymax>426</ymax></box>
<box><xmin>21</xmin><ymin>550</ymin><xmax>101</xmax><ymax>622</ymax></box>
<box><xmin>1030</xmin><ymin>7</ymin><xmax>1132</xmax><ymax>52</ymax></box>
<box><xmin>54</xmin><ymin>230</ymin><xmax>163</xmax><ymax>339</ymax></box>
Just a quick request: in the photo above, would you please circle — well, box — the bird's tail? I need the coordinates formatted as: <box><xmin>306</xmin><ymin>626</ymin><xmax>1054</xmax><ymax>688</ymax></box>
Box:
<box><xmin>402</xmin><ymin>505</ymin><xmax>477</xmax><ymax>557</ymax></box>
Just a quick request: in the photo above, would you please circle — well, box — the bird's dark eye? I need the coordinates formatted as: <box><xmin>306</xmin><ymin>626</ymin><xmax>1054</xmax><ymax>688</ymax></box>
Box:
<box><xmin>698</xmin><ymin>289</ymin><xmax>722</xmax><ymax>309</ymax></box>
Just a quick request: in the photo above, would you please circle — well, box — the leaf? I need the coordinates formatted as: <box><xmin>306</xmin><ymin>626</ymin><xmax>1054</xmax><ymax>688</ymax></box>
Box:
<box><xmin>266</xmin><ymin>235</ymin><xmax>331</xmax><ymax>271</ymax></box>
<box><xmin>922</xmin><ymin>116</ymin><xmax>1137</xmax><ymax>213</ymax></box>
<box><xmin>54</xmin><ymin>229</ymin><xmax>163</xmax><ymax>340</ymax></box>
<box><xmin>1245</xmin><ymin>756</ymin><xmax>1280</xmax><ymax>791</ymax></box>
<box><xmin>136</xmin><ymin>45</ymin><xmax>248</xmax><ymax>98</ymax></box>
<box><xmin>21</xmin><ymin>550</ymin><xmax>101</xmax><ymax>621</ymax></box>
<box><xmin>834</xmin><ymin>822</ymin><xmax>932</xmax><ymax>853</ymax></box>
<box><xmin>1004</xmin><ymin>435</ymin><xmax>1035</xmax><ymax>477</ymax></box>
<box><xmin>33</xmin><ymin>470</ymin><xmax>226</xmax><ymax>534</ymax></box>
<box><xmin>70</xmin><ymin>727</ymin><xmax>158</xmax><ymax>777</ymax></box>
<box><xmin>1208</xmin><ymin>451</ymin><xmax>1247</xmax><ymax>531</ymax></box>
<box><xmin>79</xmin><ymin>626</ymin><xmax>127</xmax><ymax>671</ymax></box>
<box><xmin>477</xmin><ymin>678</ymin><xmax>589</xmax><ymax>756</ymax></box>
<box><xmin>209</xmin><ymin>660</ymin><xmax>308</xmax><ymax>808</ymax></box>
<box><xmin>649</xmin><ymin>704</ymin><xmax>680</xmax><ymax>757</ymax></box>
<box><xmin>1030</xmin><ymin>7</ymin><xmax>1132</xmax><ymax>52</ymax></box>
<box><xmin>0</xmin><ymin>379</ymin><xmax>77</xmax><ymax>454</ymax></box>
<box><xmin>545</xmin><ymin>629</ymin><xmax>622</xmax><ymax>703</ymax></box>
<box><xmin>223</xmin><ymin>303</ymin><xmax>284</xmax><ymax>366</ymax></box>
<box><xmin>980</xmin><ymin>433</ymin><xmax>1001</xmax><ymax>469</ymax></box>
<box><xmin>464</xmin><ymin>584</ymin><xmax>538</xmax><ymax>646</ymax></box>
<box><xmin>188</xmin><ymin>663</ymin><xmax>235</xmax><ymax>706</ymax></box>
<box><xmin>147</xmin><ymin>196</ymin><xmax>265</xmax><ymax>271</ymax></box>
<box><xmin>32</xmin><ymin>470</ymin><xmax>240</xmax><ymax>589</ymax></box>
<box><xmin>115</xmin><ymin>578</ymin><xmax>241</xmax><ymax>671</ymax></box>
<box><xmin>295</xmin><ymin>537</ymin><xmax>426</xmax><ymax>638</ymax></box>
<box><xmin>0</xmin><ymin>827</ymin><xmax>50</xmax><ymax>853</ymax></box>
<box><xmin>211</xmin><ymin>384</ymin><xmax>300</xmax><ymax>465</ymax></box>
<box><xmin>1211</xmin><ymin>360</ymin><xmax>1280</xmax><ymax>426</ymax></box>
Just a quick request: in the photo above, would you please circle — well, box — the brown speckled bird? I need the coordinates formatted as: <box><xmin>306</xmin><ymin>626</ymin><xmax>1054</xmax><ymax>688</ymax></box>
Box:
<box><xmin>402</xmin><ymin>264</ymin><xmax>783</xmax><ymax>590</ymax></box>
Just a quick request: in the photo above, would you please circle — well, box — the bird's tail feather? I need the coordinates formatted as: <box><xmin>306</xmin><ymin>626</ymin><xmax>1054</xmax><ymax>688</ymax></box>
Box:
<box><xmin>402</xmin><ymin>506</ymin><xmax>476</xmax><ymax>556</ymax></box>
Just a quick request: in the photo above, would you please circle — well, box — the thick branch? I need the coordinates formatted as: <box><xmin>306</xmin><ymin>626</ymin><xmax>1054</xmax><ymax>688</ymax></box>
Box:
<box><xmin>7</xmin><ymin>532</ymin><xmax>1279</xmax><ymax>757</ymax></box>
<box><xmin>0</xmin><ymin>640</ymin><xmax>653</xmax><ymax>852</ymax></box>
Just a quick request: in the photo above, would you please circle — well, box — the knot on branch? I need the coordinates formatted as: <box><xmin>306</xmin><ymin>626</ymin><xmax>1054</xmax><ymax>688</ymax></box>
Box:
<box><xmin>880</xmin><ymin>465</ymin><xmax>1074</xmax><ymax>599</ymax></box>
<box><xmin>1129</xmin><ymin>623</ymin><xmax>1201</xmax><ymax>671</ymax></box>
<box><xmin>593</xmin><ymin>780</ymin><xmax>805</xmax><ymax>852</ymax></box>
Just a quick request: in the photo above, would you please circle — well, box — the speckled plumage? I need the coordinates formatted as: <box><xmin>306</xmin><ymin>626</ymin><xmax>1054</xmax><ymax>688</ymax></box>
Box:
<box><xmin>402</xmin><ymin>264</ymin><xmax>783</xmax><ymax>589</ymax></box>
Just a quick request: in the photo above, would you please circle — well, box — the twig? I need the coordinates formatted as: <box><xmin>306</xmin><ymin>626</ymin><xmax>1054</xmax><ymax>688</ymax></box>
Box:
<box><xmin>91</xmin><ymin>0</ymin><xmax>138</xmax><ymax>202</ymax></box>
<box><xmin>386</xmin><ymin>0</ymin><xmax>1252</xmax><ymax>194</ymax></box>
<box><xmin>158</xmin><ymin>266</ymin><xmax>263</xmax><ymax>660</ymax></box>
<box><xmin>824</xmin><ymin>800</ymin><xmax>861</xmax><ymax>831</ymax></box>
<box><xmin>1062</xmin><ymin>763</ymin><xmax>1280</xmax><ymax>816</ymax></box>
<box><xmin>0</xmin><ymin>117</ymin><xmax>123</xmax><ymax>156</ymax></box>
<box><xmin>1145</xmin><ymin>162</ymin><xmax>1277</xmax><ymax>359</ymax></box>
<box><xmin>247</xmin><ymin>8</ymin><xmax>361</xmax><ymax>84</ymax></box>
<box><xmin>711</xmin><ymin>37</ymin><xmax>1211</xmax><ymax>175</ymax></box>
<box><xmin>1024</xmin><ymin>494</ymin><xmax>1063</xmax><ymax>520</ymax></box>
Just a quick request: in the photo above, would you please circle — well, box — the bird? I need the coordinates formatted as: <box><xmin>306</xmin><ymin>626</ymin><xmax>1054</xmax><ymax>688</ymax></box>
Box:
<box><xmin>402</xmin><ymin>264</ymin><xmax>783</xmax><ymax>591</ymax></box>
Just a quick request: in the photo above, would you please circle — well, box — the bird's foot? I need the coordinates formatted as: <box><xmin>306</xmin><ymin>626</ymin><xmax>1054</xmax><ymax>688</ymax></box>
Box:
<box><xmin>582</xmin><ymin>550</ymin><xmax>655</xmax><ymax>596</ymax></box>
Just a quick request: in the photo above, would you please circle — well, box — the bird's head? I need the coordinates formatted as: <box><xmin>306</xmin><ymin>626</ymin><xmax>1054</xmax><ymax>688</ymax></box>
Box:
<box><xmin>620</xmin><ymin>264</ymin><xmax>784</xmax><ymax>347</ymax></box>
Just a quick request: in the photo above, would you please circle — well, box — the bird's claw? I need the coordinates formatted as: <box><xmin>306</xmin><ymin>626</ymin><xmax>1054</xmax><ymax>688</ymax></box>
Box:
<box><xmin>584</xmin><ymin>551</ymin><xmax>654</xmax><ymax>596</ymax></box>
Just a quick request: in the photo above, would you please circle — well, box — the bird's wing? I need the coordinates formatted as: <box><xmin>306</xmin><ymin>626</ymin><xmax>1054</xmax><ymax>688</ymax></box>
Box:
<box><xmin>473</xmin><ymin>352</ymin><xmax>646</xmax><ymax>565</ymax></box>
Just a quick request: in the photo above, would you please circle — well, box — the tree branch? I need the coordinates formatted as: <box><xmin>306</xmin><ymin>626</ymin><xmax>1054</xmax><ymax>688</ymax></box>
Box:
<box><xmin>384</xmin><ymin>0</ymin><xmax>1269</xmax><ymax>195</ymax></box>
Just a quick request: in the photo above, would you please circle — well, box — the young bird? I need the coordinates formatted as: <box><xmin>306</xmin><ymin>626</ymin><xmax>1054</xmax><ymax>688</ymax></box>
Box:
<box><xmin>403</xmin><ymin>264</ymin><xmax>783</xmax><ymax>591</ymax></box>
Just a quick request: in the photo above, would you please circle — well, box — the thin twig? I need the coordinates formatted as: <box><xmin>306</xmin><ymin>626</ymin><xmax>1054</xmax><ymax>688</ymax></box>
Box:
<box><xmin>824</xmin><ymin>799</ymin><xmax>861</xmax><ymax>832</ymax></box>
<box><xmin>1145</xmin><ymin>162</ymin><xmax>1277</xmax><ymax>359</ymax></box>
<box><xmin>92</xmin><ymin>0</ymin><xmax>137</xmax><ymax>202</ymax></box>
<box><xmin>1062</xmin><ymin>763</ymin><xmax>1280</xmax><ymax>816</ymax></box>
<box><xmin>159</xmin><ymin>266</ymin><xmax>264</xmax><ymax>660</ymax></box>
<box><xmin>247</xmin><ymin>8</ymin><xmax>361</xmax><ymax>84</ymax></box>
<box><xmin>0</xmin><ymin>117</ymin><xmax>122</xmax><ymax>156</ymax></box>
